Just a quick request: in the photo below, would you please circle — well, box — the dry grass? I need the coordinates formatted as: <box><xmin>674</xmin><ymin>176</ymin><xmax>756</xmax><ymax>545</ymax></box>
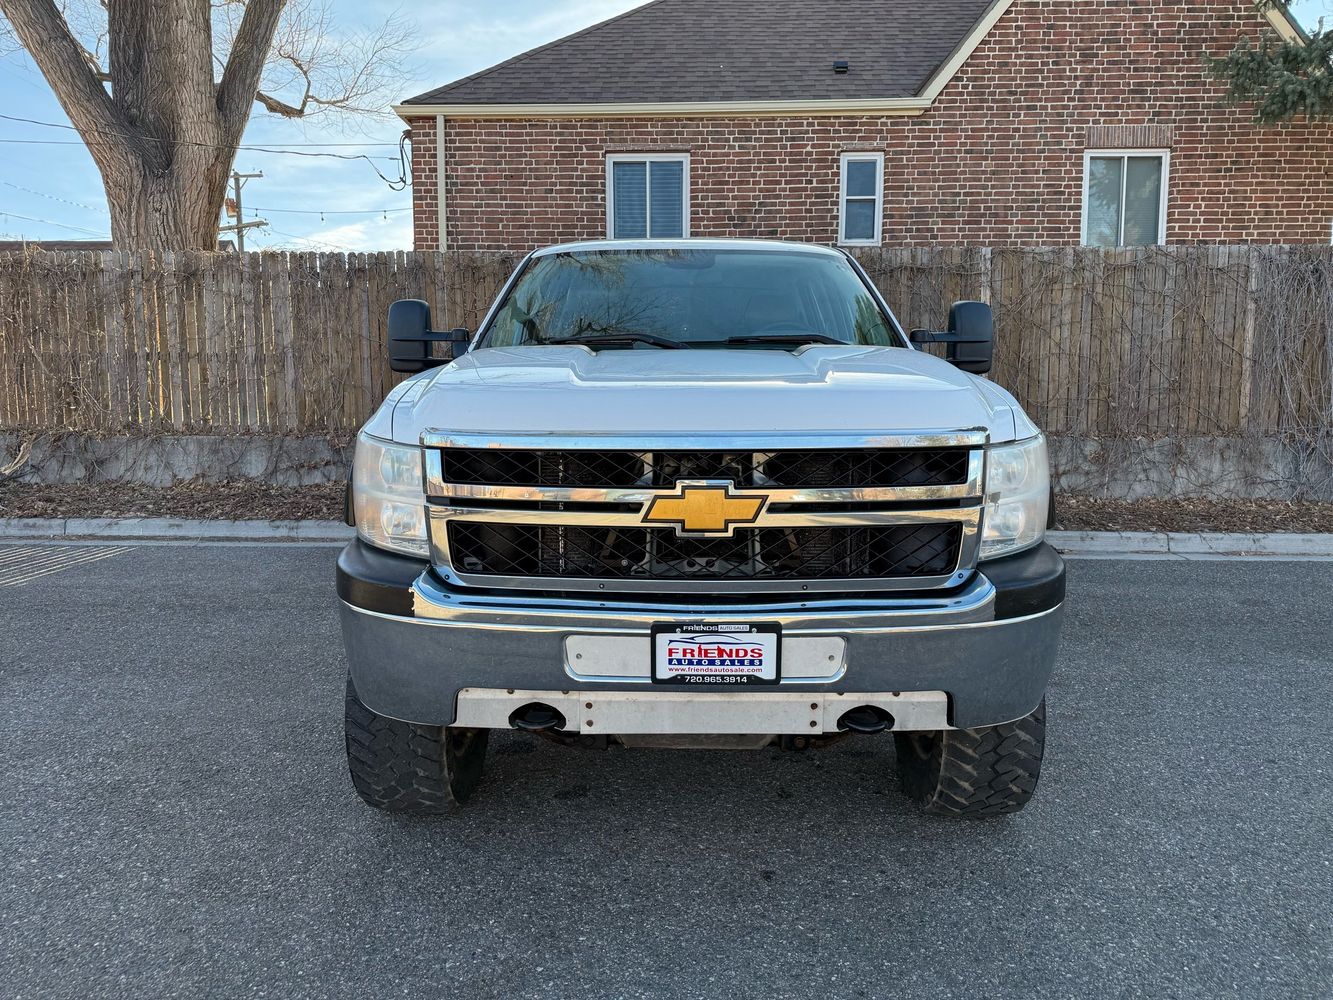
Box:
<box><xmin>1054</xmin><ymin>495</ymin><xmax>1333</xmax><ymax>534</ymax></box>
<box><xmin>0</xmin><ymin>479</ymin><xmax>345</xmax><ymax>521</ymax></box>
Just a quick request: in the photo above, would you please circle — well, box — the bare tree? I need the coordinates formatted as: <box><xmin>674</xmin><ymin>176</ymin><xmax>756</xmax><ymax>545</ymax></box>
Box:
<box><xmin>0</xmin><ymin>0</ymin><xmax>411</xmax><ymax>250</ymax></box>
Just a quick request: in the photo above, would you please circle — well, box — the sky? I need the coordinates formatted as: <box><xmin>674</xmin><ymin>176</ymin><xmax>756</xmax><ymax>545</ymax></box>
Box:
<box><xmin>0</xmin><ymin>0</ymin><xmax>645</xmax><ymax>250</ymax></box>
<box><xmin>0</xmin><ymin>0</ymin><xmax>1326</xmax><ymax>251</ymax></box>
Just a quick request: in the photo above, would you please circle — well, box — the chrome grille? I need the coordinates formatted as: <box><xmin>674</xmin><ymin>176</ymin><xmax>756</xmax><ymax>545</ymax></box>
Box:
<box><xmin>448</xmin><ymin>522</ymin><xmax>963</xmax><ymax>581</ymax></box>
<box><xmin>439</xmin><ymin>447</ymin><xmax>970</xmax><ymax>489</ymax></box>
<box><xmin>421</xmin><ymin>431</ymin><xmax>988</xmax><ymax>595</ymax></box>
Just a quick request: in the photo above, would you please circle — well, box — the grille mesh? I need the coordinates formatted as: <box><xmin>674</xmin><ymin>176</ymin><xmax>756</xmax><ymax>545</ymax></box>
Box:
<box><xmin>438</xmin><ymin>448</ymin><xmax>969</xmax><ymax>490</ymax></box>
<box><xmin>447</xmin><ymin>522</ymin><xmax>962</xmax><ymax>581</ymax></box>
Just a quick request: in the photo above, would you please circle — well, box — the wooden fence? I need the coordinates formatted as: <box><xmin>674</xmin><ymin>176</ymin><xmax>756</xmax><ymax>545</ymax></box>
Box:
<box><xmin>1</xmin><ymin>246</ymin><xmax>1330</xmax><ymax>445</ymax></box>
<box><xmin>0</xmin><ymin>250</ymin><xmax>520</xmax><ymax>436</ymax></box>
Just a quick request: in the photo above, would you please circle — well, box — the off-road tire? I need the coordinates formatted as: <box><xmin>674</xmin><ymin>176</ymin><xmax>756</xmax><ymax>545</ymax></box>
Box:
<box><xmin>344</xmin><ymin>675</ymin><xmax>489</xmax><ymax>813</ymax></box>
<box><xmin>894</xmin><ymin>699</ymin><xmax>1045</xmax><ymax>816</ymax></box>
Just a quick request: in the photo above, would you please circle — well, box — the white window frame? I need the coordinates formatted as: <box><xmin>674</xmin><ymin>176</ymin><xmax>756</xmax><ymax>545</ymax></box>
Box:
<box><xmin>838</xmin><ymin>151</ymin><xmax>884</xmax><ymax>247</ymax></box>
<box><xmin>605</xmin><ymin>153</ymin><xmax>691</xmax><ymax>239</ymax></box>
<box><xmin>1081</xmin><ymin>148</ymin><xmax>1170</xmax><ymax>247</ymax></box>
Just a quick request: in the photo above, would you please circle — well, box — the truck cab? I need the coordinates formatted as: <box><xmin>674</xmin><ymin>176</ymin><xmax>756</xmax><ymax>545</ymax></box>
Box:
<box><xmin>338</xmin><ymin>239</ymin><xmax>1064</xmax><ymax>816</ymax></box>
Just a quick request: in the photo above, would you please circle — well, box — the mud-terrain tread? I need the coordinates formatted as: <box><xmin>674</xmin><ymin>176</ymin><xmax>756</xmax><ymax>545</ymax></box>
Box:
<box><xmin>894</xmin><ymin>700</ymin><xmax>1045</xmax><ymax>816</ymax></box>
<box><xmin>344</xmin><ymin>676</ymin><xmax>487</xmax><ymax>813</ymax></box>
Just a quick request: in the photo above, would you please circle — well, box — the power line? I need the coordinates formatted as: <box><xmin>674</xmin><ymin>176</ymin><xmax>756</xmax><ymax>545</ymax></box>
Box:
<box><xmin>263</xmin><ymin>227</ymin><xmax>358</xmax><ymax>252</ymax></box>
<box><xmin>0</xmin><ymin>113</ymin><xmax>400</xmax><ymax>148</ymax></box>
<box><xmin>0</xmin><ymin>113</ymin><xmax>411</xmax><ymax>188</ymax></box>
<box><xmin>0</xmin><ymin>177</ymin><xmax>408</xmax><ymax>225</ymax></box>
<box><xmin>0</xmin><ymin>139</ymin><xmax>398</xmax><ymax>153</ymax></box>
<box><xmin>0</xmin><ymin>209</ymin><xmax>109</xmax><ymax>238</ymax></box>
<box><xmin>1</xmin><ymin>180</ymin><xmax>108</xmax><ymax>215</ymax></box>
<box><xmin>249</xmin><ymin>205</ymin><xmax>410</xmax><ymax>215</ymax></box>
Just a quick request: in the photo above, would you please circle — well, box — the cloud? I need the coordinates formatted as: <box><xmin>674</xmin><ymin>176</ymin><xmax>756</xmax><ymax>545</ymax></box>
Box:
<box><xmin>262</xmin><ymin>214</ymin><xmax>413</xmax><ymax>252</ymax></box>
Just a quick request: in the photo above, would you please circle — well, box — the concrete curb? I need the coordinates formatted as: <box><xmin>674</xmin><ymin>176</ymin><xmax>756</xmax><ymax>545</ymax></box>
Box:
<box><xmin>0</xmin><ymin>518</ymin><xmax>1330</xmax><ymax>557</ymax></box>
<box><xmin>1048</xmin><ymin>530</ymin><xmax>1333</xmax><ymax>558</ymax></box>
<box><xmin>0</xmin><ymin>517</ymin><xmax>356</xmax><ymax>543</ymax></box>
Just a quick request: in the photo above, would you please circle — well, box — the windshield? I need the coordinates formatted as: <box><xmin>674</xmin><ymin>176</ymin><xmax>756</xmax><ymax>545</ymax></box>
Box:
<box><xmin>480</xmin><ymin>248</ymin><xmax>905</xmax><ymax>349</ymax></box>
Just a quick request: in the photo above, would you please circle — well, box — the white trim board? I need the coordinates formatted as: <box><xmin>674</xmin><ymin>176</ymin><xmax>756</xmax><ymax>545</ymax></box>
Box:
<box><xmin>1080</xmin><ymin>148</ymin><xmax>1171</xmax><ymax>247</ymax></box>
<box><xmin>838</xmin><ymin>151</ymin><xmax>885</xmax><ymax>247</ymax></box>
<box><xmin>605</xmin><ymin>153</ymin><xmax>691</xmax><ymax>239</ymax></box>
<box><xmin>916</xmin><ymin>0</ymin><xmax>1017</xmax><ymax>102</ymax></box>
<box><xmin>1264</xmin><ymin>6</ymin><xmax>1304</xmax><ymax>42</ymax></box>
<box><xmin>436</xmin><ymin>113</ymin><xmax>447</xmax><ymax>251</ymax></box>
<box><xmin>395</xmin><ymin>97</ymin><xmax>934</xmax><ymax>120</ymax></box>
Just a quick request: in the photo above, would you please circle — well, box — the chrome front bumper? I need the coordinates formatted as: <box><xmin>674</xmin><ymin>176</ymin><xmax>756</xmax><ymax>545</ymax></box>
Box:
<box><xmin>451</xmin><ymin>688</ymin><xmax>954</xmax><ymax>735</ymax></box>
<box><xmin>340</xmin><ymin>568</ymin><xmax>1064</xmax><ymax>732</ymax></box>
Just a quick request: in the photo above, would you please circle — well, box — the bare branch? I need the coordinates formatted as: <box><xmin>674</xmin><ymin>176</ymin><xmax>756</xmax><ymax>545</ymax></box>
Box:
<box><xmin>215</xmin><ymin>0</ymin><xmax>285</xmax><ymax>144</ymax></box>
<box><xmin>1</xmin><ymin>0</ymin><xmax>414</xmax><ymax>249</ymax></box>
<box><xmin>0</xmin><ymin>0</ymin><xmax>131</xmax><ymax>159</ymax></box>
<box><xmin>249</xmin><ymin>0</ymin><xmax>414</xmax><ymax>122</ymax></box>
<box><xmin>59</xmin><ymin>0</ymin><xmax>110</xmax><ymax>75</ymax></box>
<box><xmin>253</xmin><ymin>87</ymin><xmax>304</xmax><ymax>117</ymax></box>
<box><xmin>74</xmin><ymin>33</ymin><xmax>108</xmax><ymax>80</ymax></box>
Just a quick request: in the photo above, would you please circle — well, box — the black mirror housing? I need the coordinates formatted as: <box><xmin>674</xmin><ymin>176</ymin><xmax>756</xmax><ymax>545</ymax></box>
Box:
<box><xmin>388</xmin><ymin>299</ymin><xmax>433</xmax><ymax>373</ymax></box>
<box><xmin>908</xmin><ymin>300</ymin><xmax>994</xmax><ymax>375</ymax></box>
<box><xmin>945</xmin><ymin>300</ymin><xmax>993</xmax><ymax>374</ymax></box>
<box><xmin>387</xmin><ymin>299</ymin><xmax>470</xmax><ymax>373</ymax></box>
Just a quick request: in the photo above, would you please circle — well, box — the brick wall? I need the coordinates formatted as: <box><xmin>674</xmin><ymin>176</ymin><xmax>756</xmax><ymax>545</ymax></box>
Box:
<box><xmin>409</xmin><ymin>115</ymin><xmax>439</xmax><ymax>251</ymax></box>
<box><xmin>408</xmin><ymin>0</ymin><xmax>1333</xmax><ymax>251</ymax></box>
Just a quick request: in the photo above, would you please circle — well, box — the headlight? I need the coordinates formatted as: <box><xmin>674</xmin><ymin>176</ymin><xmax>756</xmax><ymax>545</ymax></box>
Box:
<box><xmin>352</xmin><ymin>432</ymin><xmax>428</xmax><ymax>557</ymax></box>
<box><xmin>981</xmin><ymin>434</ymin><xmax>1049</xmax><ymax>560</ymax></box>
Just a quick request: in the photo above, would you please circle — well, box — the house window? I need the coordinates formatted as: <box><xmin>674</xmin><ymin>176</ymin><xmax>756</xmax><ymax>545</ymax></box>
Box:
<box><xmin>606</xmin><ymin>154</ymin><xmax>689</xmax><ymax>239</ymax></box>
<box><xmin>839</xmin><ymin>152</ymin><xmax>884</xmax><ymax>246</ymax></box>
<box><xmin>1083</xmin><ymin>150</ymin><xmax>1169</xmax><ymax>246</ymax></box>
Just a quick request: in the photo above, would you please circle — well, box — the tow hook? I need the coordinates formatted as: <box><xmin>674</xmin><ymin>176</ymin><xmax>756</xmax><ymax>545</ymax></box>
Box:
<box><xmin>836</xmin><ymin>705</ymin><xmax>894</xmax><ymax>734</ymax></box>
<box><xmin>508</xmin><ymin>702</ymin><xmax>567</xmax><ymax>732</ymax></box>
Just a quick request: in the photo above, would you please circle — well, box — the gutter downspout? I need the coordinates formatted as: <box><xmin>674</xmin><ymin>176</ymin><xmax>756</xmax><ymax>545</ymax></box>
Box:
<box><xmin>436</xmin><ymin>113</ymin><xmax>447</xmax><ymax>252</ymax></box>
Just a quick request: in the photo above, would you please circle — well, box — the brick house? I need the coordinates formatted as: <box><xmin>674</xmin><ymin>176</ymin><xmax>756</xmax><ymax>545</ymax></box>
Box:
<box><xmin>395</xmin><ymin>0</ymin><xmax>1331</xmax><ymax>252</ymax></box>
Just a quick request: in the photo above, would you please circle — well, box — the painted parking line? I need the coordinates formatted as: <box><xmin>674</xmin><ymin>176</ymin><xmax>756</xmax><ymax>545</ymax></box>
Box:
<box><xmin>0</xmin><ymin>545</ymin><xmax>135</xmax><ymax>587</ymax></box>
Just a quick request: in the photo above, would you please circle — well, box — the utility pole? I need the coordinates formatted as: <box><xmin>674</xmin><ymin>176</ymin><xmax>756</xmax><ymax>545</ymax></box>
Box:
<box><xmin>218</xmin><ymin>170</ymin><xmax>268</xmax><ymax>251</ymax></box>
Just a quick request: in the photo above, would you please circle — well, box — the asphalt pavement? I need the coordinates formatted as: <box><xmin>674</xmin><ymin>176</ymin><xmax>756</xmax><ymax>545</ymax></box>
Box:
<box><xmin>2</xmin><ymin>543</ymin><xmax>1330</xmax><ymax>999</ymax></box>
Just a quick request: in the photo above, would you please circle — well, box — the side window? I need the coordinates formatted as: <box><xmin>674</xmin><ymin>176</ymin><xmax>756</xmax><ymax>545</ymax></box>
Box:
<box><xmin>606</xmin><ymin>154</ymin><xmax>689</xmax><ymax>239</ymax></box>
<box><xmin>838</xmin><ymin>152</ymin><xmax>884</xmax><ymax>246</ymax></box>
<box><xmin>1083</xmin><ymin>150</ymin><xmax>1169</xmax><ymax>246</ymax></box>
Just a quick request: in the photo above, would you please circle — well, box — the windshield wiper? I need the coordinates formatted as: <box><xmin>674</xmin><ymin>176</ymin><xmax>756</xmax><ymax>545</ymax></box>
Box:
<box><xmin>724</xmin><ymin>333</ymin><xmax>846</xmax><ymax>347</ymax></box>
<box><xmin>545</xmin><ymin>332</ymin><xmax>686</xmax><ymax>350</ymax></box>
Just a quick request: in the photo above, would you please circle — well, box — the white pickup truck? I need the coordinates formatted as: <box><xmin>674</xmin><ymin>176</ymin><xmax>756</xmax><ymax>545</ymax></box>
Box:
<box><xmin>338</xmin><ymin>239</ymin><xmax>1064</xmax><ymax>817</ymax></box>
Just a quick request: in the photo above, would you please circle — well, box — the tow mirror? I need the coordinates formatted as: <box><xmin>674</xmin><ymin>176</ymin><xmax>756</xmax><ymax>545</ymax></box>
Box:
<box><xmin>387</xmin><ymin>299</ymin><xmax>470</xmax><ymax>373</ymax></box>
<box><xmin>909</xmin><ymin>301</ymin><xmax>994</xmax><ymax>375</ymax></box>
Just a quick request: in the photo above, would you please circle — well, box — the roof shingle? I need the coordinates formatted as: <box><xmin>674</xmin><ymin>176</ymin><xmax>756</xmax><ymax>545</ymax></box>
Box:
<box><xmin>403</xmin><ymin>0</ymin><xmax>996</xmax><ymax>106</ymax></box>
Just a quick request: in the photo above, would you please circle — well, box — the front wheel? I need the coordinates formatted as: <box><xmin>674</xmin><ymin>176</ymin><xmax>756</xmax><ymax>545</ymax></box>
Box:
<box><xmin>344</xmin><ymin>675</ymin><xmax>489</xmax><ymax>813</ymax></box>
<box><xmin>894</xmin><ymin>699</ymin><xmax>1046</xmax><ymax>816</ymax></box>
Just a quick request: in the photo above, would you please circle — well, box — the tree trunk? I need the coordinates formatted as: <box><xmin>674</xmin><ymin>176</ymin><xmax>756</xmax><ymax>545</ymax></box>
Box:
<box><xmin>0</xmin><ymin>0</ymin><xmax>286</xmax><ymax>251</ymax></box>
<box><xmin>102</xmin><ymin>152</ymin><xmax>234</xmax><ymax>251</ymax></box>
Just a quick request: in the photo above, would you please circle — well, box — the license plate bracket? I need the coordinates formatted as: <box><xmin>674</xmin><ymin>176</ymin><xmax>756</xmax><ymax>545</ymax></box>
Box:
<box><xmin>651</xmin><ymin>623</ymin><xmax>782</xmax><ymax>686</ymax></box>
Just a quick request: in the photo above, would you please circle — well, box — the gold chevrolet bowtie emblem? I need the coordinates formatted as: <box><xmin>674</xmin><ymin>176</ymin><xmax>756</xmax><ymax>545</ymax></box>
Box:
<box><xmin>641</xmin><ymin>481</ymin><xmax>769</xmax><ymax>537</ymax></box>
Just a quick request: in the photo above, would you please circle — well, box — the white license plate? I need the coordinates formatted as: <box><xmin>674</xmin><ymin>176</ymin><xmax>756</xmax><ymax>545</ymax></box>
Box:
<box><xmin>651</xmin><ymin>623</ymin><xmax>782</xmax><ymax>686</ymax></box>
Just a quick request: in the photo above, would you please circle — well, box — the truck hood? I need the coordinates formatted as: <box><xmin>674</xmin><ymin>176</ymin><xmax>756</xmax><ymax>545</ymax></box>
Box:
<box><xmin>379</xmin><ymin>345</ymin><xmax>1032</xmax><ymax>444</ymax></box>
